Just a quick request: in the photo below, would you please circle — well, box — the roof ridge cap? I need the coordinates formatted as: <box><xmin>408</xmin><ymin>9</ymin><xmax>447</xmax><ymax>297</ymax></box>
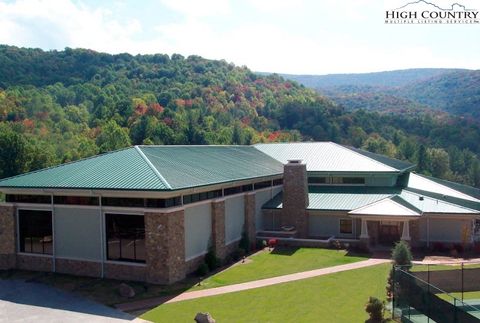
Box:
<box><xmin>134</xmin><ymin>146</ymin><xmax>172</xmax><ymax>190</ymax></box>
<box><xmin>334</xmin><ymin>143</ymin><xmax>397</xmax><ymax>172</ymax></box>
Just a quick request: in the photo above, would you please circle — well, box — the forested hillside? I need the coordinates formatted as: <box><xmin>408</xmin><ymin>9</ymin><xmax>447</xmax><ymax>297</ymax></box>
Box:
<box><xmin>0</xmin><ymin>45</ymin><xmax>479</xmax><ymax>188</ymax></box>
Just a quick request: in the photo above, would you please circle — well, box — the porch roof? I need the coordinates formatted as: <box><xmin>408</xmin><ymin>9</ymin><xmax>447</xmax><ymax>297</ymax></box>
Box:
<box><xmin>348</xmin><ymin>196</ymin><xmax>422</xmax><ymax>217</ymax></box>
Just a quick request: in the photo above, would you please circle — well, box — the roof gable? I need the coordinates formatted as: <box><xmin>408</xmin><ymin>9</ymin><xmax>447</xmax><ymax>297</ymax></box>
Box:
<box><xmin>254</xmin><ymin>142</ymin><xmax>414</xmax><ymax>173</ymax></box>
<box><xmin>349</xmin><ymin>196</ymin><xmax>421</xmax><ymax>217</ymax></box>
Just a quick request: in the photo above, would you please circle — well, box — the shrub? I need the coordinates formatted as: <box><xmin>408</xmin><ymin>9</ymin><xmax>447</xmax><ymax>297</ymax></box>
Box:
<box><xmin>365</xmin><ymin>296</ymin><xmax>385</xmax><ymax>322</ymax></box>
<box><xmin>196</xmin><ymin>262</ymin><xmax>209</xmax><ymax>276</ymax></box>
<box><xmin>231</xmin><ymin>248</ymin><xmax>246</xmax><ymax>261</ymax></box>
<box><xmin>239</xmin><ymin>231</ymin><xmax>250</xmax><ymax>253</ymax></box>
<box><xmin>453</xmin><ymin>243</ymin><xmax>464</xmax><ymax>254</ymax></box>
<box><xmin>205</xmin><ymin>246</ymin><xmax>220</xmax><ymax>270</ymax></box>
<box><xmin>432</xmin><ymin>242</ymin><xmax>446</xmax><ymax>253</ymax></box>
<box><xmin>391</xmin><ymin>240</ymin><xmax>412</xmax><ymax>269</ymax></box>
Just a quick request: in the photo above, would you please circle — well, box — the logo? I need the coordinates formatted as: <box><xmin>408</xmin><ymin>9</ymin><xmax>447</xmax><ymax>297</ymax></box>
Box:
<box><xmin>385</xmin><ymin>0</ymin><xmax>479</xmax><ymax>24</ymax></box>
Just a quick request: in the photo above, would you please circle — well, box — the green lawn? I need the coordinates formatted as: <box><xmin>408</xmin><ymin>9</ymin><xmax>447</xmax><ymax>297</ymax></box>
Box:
<box><xmin>142</xmin><ymin>263</ymin><xmax>391</xmax><ymax>323</ymax></box>
<box><xmin>190</xmin><ymin>247</ymin><xmax>368</xmax><ymax>290</ymax></box>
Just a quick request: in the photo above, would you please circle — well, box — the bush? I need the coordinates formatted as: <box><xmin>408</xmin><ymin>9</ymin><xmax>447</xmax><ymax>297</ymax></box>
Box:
<box><xmin>432</xmin><ymin>242</ymin><xmax>447</xmax><ymax>253</ymax></box>
<box><xmin>196</xmin><ymin>262</ymin><xmax>209</xmax><ymax>276</ymax></box>
<box><xmin>205</xmin><ymin>246</ymin><xmax>220</xmax><ymax>270</ymax></box>
<box><xmin>230</xmin><ymin>248</ymin><xmax>245</xmax><ymax>261</ymax></box>
<box><xmin>365</xmin><ymin>296</ymin><xmax>385</xmax><ymax>322</ymax></box>
<box><xmin>453</xmin><ymin>243</ymin><xmax>464</xmax><ymax>254</ymax></box>
<box><xmin>239</xmin><ymin>231</ymin><xmax>250</xmax><ymax>253</ymax></box>
<box><xmin>391</xmin><ymin>241</ymin><xmax>412</xmax><ymax>269</ymax></box>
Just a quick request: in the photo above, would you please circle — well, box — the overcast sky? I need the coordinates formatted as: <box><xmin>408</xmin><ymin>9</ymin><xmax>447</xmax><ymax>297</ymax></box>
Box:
<box><xmin>0</xmin><ymin>0</ymin><xmax>478</xmax><ymax>74</ymax></box>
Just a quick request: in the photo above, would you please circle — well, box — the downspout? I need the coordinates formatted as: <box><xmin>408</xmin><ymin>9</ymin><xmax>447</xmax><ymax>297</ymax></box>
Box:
<box><xmin>51</xmin><ymin>194</ymin><xmax>56</xmax><ymax>272</ymax></box>
<box><xmin>426</xmin><ymin>215</ymin><xmax>430</xmax><ymax>248</ymax></box>
<box><xmin>99</xmin><ymin>195</ymin><xmax>105</xmax><ymax>278</ymax></box>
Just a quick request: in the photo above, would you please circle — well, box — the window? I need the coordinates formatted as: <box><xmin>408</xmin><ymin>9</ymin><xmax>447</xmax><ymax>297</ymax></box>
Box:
<box><xmin>106</xmin><ymin>213</ymin><xmax>145</xmax><ymax>263</ymax></box>
<box><xmin>18</xmin><ymin>210</ymin><xmax>53</xmax><ymax>255</ymax></box>
<box><xmin>7</xmin><ymin>194</ymin><xmax>51</xmax><ymax>204</ymax></box>
<box><xmin>54</xmin><ymin>196</ymin><xmax>99</xmax><ymax>206</ymax></box>
<box><xmin>224</xmin><ymin>186</ymin><xmax>242</xmax><ymax>196</ymax></box>
<box><xmin>273</xmin><ymin>178</ymin><xmax>283</xmax><ymax>186</ymax></box>
<box><xmin>146</xmin><ymin>197</ymin><xmax>181</xmax><ymax>208</ymax></box>
<box><xmin>242</xmin><ymin>184</ymin><xmax>253</xmax><ymax>192</ymax></box>
<box><xmin>102</xmin><ymin>197</ymin><xmax>145</xmax><ymax>208</ymax></box>
<box><xmin>341</xmin><ymin>177</ymin><xmax>365</xmax><ymax>185</ymax></box>
<box><xmin>254</xmin><ymin>181</ymin><xmax>271</xmax><ymax>190</ymax></box>
<box><xmin>308</xmin><ymin>177</ymin><xmax>327</xmax><ymax>184</ymax></box>
<box><xmin>183</xmin><ymin>190</ymin><xmax>222</xmax><ymax>205</ymax></box>
<box><xmin>339</xmin><ymin>219</ymin><xmax>353</xmax><ymax>234</ymax></box>
<box><xmin>331</xmin><ymin>177</ymin><xmax>365</xmax><ymax>185</ymax></box>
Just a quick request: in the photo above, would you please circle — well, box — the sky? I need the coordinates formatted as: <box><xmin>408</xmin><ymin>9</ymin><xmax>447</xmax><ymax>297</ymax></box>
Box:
<box><xmin>0</xmin><ymin>0</ymin><xmax>478</xmax><ymax>74</ymax></box>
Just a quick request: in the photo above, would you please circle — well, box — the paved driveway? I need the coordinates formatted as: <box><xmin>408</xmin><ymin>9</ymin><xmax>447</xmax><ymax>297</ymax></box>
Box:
<box><xmin>0</xmin><ymin>279</ymin><xmax>147</xmax><ymax>323</ymax></box>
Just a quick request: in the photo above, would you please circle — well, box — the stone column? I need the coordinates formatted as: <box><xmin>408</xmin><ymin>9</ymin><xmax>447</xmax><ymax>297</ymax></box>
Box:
<box><xmin>0</xmin><ymin>205</ymin><xmax>16</xmax><ymax>270</ymax></box>
<box><xmin>401</xmin><ymin>220</ymin><xmax>411</xmax><ymax>242</ymax></box>
<box><xmin>211</xmin><ymin>200</ymin><xmax>226</xmax><ymax>259</ymax></box>
<box><xmin>244</xmin><ymin>193</ymin><xmax>256</xmax><ymax>249</ymax></box>
<box><xmin>145</xmin><ymin>210</ymin><xmax>186</xmax><ymax>284</ymax></box>
<box><xmin>359</xmin><ymin>218</ymin><xmax>369</xmax><ymax>249</ymax></box>
<box><xmin>282</xmin><ymin>160</ymin><xmax>309</xmax><ymax>238</ymax></box>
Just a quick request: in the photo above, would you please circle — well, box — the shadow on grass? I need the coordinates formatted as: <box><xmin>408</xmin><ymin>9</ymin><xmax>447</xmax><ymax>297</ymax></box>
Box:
<box><xmin>270</xmin><ymin>246</ymin><xmax>300</xmax><ymax>256</ymax></box>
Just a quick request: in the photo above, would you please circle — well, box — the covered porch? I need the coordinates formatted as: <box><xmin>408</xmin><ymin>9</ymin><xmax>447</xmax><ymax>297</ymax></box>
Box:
<box><xmin>349</xmin><ymin>195</ymin><xmax>422</xmax><ymax>248</ymax></box>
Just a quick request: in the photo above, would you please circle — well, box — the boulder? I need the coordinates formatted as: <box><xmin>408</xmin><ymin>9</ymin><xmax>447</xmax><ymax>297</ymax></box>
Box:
<box><xmin>117</xmin><ymin>283</ymin><xmax>135</xmax><ymax>298</ymax></box>
<box><xmin>194</xmin><ymin>312</ymin><xmax>216</xmax><ymax>323</ymax></box>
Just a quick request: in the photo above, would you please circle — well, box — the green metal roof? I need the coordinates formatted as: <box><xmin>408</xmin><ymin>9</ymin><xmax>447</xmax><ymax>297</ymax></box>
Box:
<box><xmin>263</xmin><ymin>187</ymin><xmax>400</xmax><ymax>211</ymax></box>
<box><xmin>407</xmin><ymin>173</ymin><xmax>480</xmax><ymax>202</ymax></box>
<box><xmin>263</xmin><ymin>186</ymin><xmax>480</xmax><ymax>215</ymax></box>
<box><xmin>0</xmin><ymin>146</ymin><xmax>283</xmax><ymax>191</ymax></box>
<box><xmin>254</xmin><ymin>142</ymin><xmax>414</xmax><ymax>173</ymax></box>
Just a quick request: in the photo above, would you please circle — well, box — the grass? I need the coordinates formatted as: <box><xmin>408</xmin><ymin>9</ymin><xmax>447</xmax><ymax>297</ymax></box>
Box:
<box><xmin>190</xmin><ymin>247</ymin><xmax>368</xmax><ymax>290</ymax></box>
<box><xmin>142</xmin><ymin>263</ymin><xmax>391</xmax><ymax>323</ymax></box>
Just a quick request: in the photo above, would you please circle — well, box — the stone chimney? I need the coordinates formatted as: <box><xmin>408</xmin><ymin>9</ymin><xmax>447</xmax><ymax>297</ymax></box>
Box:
<box><xmin>282</xmin><ymin>160</ymin><xmax>309</xmax><ymax>238</ymax></box>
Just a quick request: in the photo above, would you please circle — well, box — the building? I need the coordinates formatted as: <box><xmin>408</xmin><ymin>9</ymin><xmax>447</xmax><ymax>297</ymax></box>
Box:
<box><xmin>0</xmin><ymin>142</ymin><xmax>479</xmax><ymax>284</ymax></box>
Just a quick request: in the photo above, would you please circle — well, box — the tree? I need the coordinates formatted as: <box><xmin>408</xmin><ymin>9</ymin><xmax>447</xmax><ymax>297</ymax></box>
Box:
<box><xmin>96</xmin><ymin>120</ymin><xmax>131</xmax><ymax>153</ymax></box>
<box><xmin>0</xmin><ymin>126</ymin><xmax>33</xmax><ymax>178</ymax></box>
<box><xmin>428</xmin><ymin>148</ymin><xmax>450</xmax><ymax>178</ymax></box>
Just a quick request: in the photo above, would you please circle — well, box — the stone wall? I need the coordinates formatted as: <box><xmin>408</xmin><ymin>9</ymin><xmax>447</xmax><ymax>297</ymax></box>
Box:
<box><xmin>282</xmin><ymin>162</ymin><xmax>309</xmax><ymax>238</ymax></box>
<box><xmin>0</xmin><ymin>205</ymin><xmax>16</xmax><ymax>270</ymax></box>
<box><xmin>104</xmin><ymin>262</ymin><xmax>147</xmax><ymax>282</ymax></box>
<box><xmin>56</xmin><ymin>258</ymin><xmax>102</xmax><ymax>278</ymax></box>
<box><xmin>244</xmin><ymin>193</ymin><xmax>256</xmax><ymax>249</ymax></box>
<box><xmin>211</xmin><ymin>200</ymin><xmax>226</xmax><ymax>259</ymax></box>
<box><xmin>145</xmin><ymin>210</ymin><xmax>186</xmax><ymax>284</ymax></box>
<box><xmin>17</xmin><ymin>254</ymin><xmax>52</xmax><ymax>272</ymax></box>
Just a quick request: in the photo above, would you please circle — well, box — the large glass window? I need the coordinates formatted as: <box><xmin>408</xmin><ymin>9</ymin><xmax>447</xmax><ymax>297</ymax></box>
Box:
<box><xmin>339</xmin><ymin>219</ymin><xmax>353</xmax><ymax>234</ymax></box>
<box><xmin>18</xmin><ymin>210</ymin><xmax>53</xmax><ymax>255</ymax></box>
<box><xmin>105</xmin><ymin>213</ymin><xmax>146</xmax><ymax>263</ymax></box>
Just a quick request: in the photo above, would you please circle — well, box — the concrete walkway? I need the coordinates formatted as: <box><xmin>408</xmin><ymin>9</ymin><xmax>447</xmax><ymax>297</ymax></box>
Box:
<box><xmin>117</xmin><ymin>258</ymin><xmax>389</xmax><ymax>312</ymax></box>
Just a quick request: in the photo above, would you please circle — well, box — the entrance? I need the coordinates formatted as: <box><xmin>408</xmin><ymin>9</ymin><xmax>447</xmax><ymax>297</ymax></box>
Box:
<box><xmin>379</xmin><ymin>222</ymin><xmax>400</xmax><ymax>245</ymax></box>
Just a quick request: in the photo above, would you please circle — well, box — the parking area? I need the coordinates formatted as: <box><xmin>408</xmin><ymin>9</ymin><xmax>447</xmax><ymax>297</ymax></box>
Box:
<box><xmin>0</xmin><ymin>279</ymin><xmax>146</xmax><ymax>323</ymax></box>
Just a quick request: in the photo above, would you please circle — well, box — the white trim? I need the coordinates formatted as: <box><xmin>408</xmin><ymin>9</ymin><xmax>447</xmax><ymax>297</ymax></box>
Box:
<box><xmin>185</xmin><ymin>251</ymin><xmax>207</xmax><ymax>262</ymax></box>
<box><xmin>104</xmin><ymin>260</ymin><xmax>147</xmax><ymax>267</ymax></box>
<box><xmin>14</xmin><ymin>203</ymin><xmax>52</xmax><ymax>210</ymax></box>
<box><xmin>55</xmin><ymin>256</ymin><xmax>102</xmax><ymax>263</ymax></box>
<box><xmin>17</xmin><ymin>252</ymin><xmax>53</xmax><ymax>258</ymax></box>
<box><xmin>53</xmin><ymin>204</ymin><xmax>99</xmax><ymax>210</ymax></box>
<box><xmin>134</xmin><ymin>146</ymin><xmax>172</xmax><ymax>190</ymax></box>
<box><xmin>102</xmin><ymin>207</ymin><xmax>145</xmax><ymax>215</ymax></box>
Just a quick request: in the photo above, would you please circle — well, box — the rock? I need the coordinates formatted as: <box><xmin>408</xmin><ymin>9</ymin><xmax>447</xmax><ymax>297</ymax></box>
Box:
<box><xmin>118</xmin><ymin>283</ymin><xmax>135</xmax><ymax>298</ymax></box>
<box><xmin>194</xmin><ymin>312</ymin><xmax>216</xmax><ymax>323</ymax></box>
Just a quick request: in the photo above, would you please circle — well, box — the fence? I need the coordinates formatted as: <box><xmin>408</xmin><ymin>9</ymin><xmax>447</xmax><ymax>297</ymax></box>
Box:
<box><xmin>393</xmin><ymin>264</ymin><xmax>480</xmax><ymax>322</ymax></box>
